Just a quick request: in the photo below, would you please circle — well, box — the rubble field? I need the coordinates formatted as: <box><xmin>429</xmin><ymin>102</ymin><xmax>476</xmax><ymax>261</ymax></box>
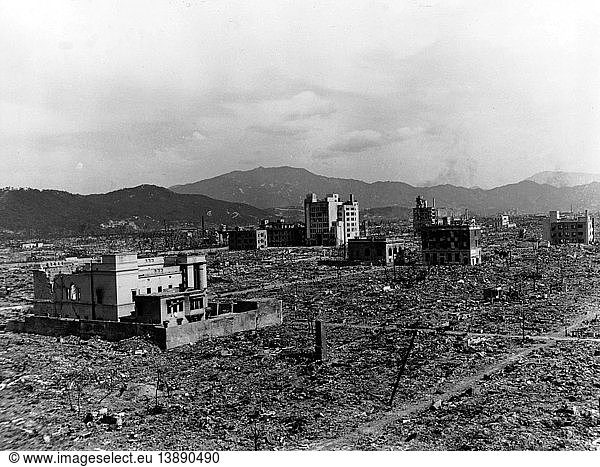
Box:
<box><xmin>364</xmin><ymin>340</ymin><xmax>600</xmax><ymax>450</ymax></box>
<box><xmin>0</xmin><ymin>323</ymin><xmax>521</xmax><ymax>450</ymax></box>
<box><xmin>2</xmin><ymin>223</ymin><xmax>600</xmax><ymax>450</ymax></box>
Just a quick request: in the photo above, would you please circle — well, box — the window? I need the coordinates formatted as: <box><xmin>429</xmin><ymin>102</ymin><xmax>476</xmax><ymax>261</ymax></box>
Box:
<box><xmin>158</xmin><ymin>286</ymin><xmax>162</xmax><ymax>293</ymax></box>
<box><xmin>147</xmin><ymin>287</ymin><xmax>152</xmax><ymax>294</ymax></box>
<box><xmin>69</xmin><ymin>284</ymin><xmax>80</xmax><ymax>301</ymax></box>
<box><xmin>131</xmin><ymin>290</ymin><xmax>137</xmax><ymax>301</ymax></box>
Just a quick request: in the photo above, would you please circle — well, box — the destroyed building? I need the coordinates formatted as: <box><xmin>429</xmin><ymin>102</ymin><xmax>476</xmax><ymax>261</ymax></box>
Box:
<box><xmin>493</xmin><ymin>214</ymin><xmax>510</xmax><ymax>230</ymax></box>
<box><xmin>304</xmin><ymin>193</ymin><xmax>359</xmax><ymax>246</ymax></box>
<box><xmin>347</xmin><ymin>236</ymin><xmax>404</xmax><ymax>265</ymax></box>
<box><xmin>544</xmin><ymin>210</ymin><xmax>595</xmax><ymax>245</ymax></box>
<box><xmin>13</xmin><ymin>252</ymin><xmax>283</xmax><ymax>349</ymax></box>
<box><xmin>259</xmin><ymin>219</ymin><xmax>305</xmax><ymax>247</ymax></box>
<box><xmin>421</xmin><ymin>218</ymin><xmax>482</xmax><ymax>265</ymax></box>
<box><xmin>225</xmin><ymin>228</ymin><xmax>268</xmax><ymax>250</ymax></box>
<box><xmin>412</xmin><ymin>196</ymin><xmax>437</xmax><ymax>235</ymax></box>
<box><xmin>33</xmin><ymin>253</ymin><xmax>208</xmax><ymax>321</ymax></box>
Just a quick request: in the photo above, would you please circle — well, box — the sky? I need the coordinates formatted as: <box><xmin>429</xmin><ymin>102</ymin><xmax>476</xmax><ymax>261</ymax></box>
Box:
<box><xmin>1</xmin><ymin>0</ymin><xmax>600</xmax><ymax>193</ymax></box>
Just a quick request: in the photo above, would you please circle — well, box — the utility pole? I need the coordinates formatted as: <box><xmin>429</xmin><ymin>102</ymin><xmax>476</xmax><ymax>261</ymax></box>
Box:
<box><xmin>89</xmin><ymin>260</ymin><xmax>96</xmax><ymax>320</ymax></box>
<box><xmin>315</xmin><ymin>320</ymin><xmax>327</xmax><ymax>361</ymax></box>
<box><xmin>520</xmin><ymin>300</ymin><xmax>525</xmax><ymax>344</ymax></box>
<box><xmin>389</xmin><ymin>330</ymin><xmax>417</xmax><ymax>407</ymax></box>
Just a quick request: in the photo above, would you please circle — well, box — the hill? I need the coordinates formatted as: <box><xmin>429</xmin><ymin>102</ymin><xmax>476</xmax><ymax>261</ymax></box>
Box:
<box><xmin>0</xmin><ymin>185</ymin><xmax>269</xmax><ymax>235</ymax></box>
<box><xmin>170</xmin><ymin>166</ymin><xmax>600</xmax><ymax>214</ymax></box>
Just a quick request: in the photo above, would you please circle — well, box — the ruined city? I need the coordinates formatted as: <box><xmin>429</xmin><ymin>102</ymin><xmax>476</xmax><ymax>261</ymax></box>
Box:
<box><xmin>3</xmin><ymin>0</ymin><xmax>600</xmax><ymax>457</ymax></box>
<box><xmin>2</xmin><ymin>186</ymin><xmax>600</xmax><ymax>451</ymax></box>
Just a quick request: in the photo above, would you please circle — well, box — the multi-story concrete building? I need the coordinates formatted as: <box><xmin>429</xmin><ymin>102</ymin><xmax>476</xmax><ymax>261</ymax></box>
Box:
<box><xmin>260</xmin><ymin>219</ymin><xmax>305</xmax><ymax>247</ymax></box>
<box><xmin>421</xmin><ymin>219</ymin><xmax>482</xmax><ymax>266</ymax></box>
<box><xmin>413</xmin><ymin>196</ymin><xmax>437</xmax><ymax>235</ymax></box>
<box><xmin>337</xmin><ymin>195</ymin><xmax>360</xmax><ymax>245</ymax></box>
<box><xmin>304</xmin><ymin>193</ymin><xmax>360</xmax><ymax>246</ymax></box>
<box><xmin>493</xmin><ymin>215</ymin><xmax>510</xmax><ymax>230</ymax></box>
<box><xmin>347</xmin><ymin>236</ymin><xmax>403</xmax><ymax>265</ymax></box>
<box><xmin>226</xmin><ymin>228</ymin><xmax>268</xmax><ymax>250</ymax></box>
<box><xmin>544</xmin><ymin>210</ymin><xmax>594</xmax><ymax>245</ymax></box>
<box><xmin>33</xmin><ymin>253</ymin><xmax>207</xmax><ymax>321</ymax></box>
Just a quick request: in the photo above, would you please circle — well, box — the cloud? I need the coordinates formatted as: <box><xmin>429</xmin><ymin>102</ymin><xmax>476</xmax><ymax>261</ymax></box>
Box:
<box><xmin>227</xmin><ymin>90</ymin><xmax>336</xmax><ymax>127</ymax></box>
<box><xmin>328</xmin><ymin>129</ymin><xmax>383</xmax><ymax>153</ymax></box>
<box><xmin>396</xmin><ymin>126</ymin><xmax>424</xmax><ymax>140</ymax></box>
<box><xmin>192</xmin><ymin>131</ymin><xmax>206</xmax><ymax>141</ymax></box>
<box><xmin>312</xmin><ymin>150</ymin><xmax>336</xmax><ymax>160</ymax></box>
<box><xmin>247</xmin><ymin>124</ymin><xmax>310</xmax><ymax>137</ymax></box>
<box><xmin>283</xmin><ymin>91</ymin><xmax>336</xmax><ymax>120</ymax></box>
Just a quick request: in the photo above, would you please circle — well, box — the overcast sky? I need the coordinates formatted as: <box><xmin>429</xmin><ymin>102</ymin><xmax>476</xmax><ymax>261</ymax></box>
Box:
<box><xmin>1</xmin><ymin>0</ymin><xmax>599</xmax><ymax>193</ymax></box>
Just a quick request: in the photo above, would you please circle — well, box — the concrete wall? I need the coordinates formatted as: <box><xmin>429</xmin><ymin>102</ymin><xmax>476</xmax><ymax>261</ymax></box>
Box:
<box><xmin>9</xmin><ymin>298</ymin><xmax>282</xmax><ymax>350</ymax></box>
<box><xmin>6</xmin><ymin>315</ymin><xmax>166</xmax><ymax>347</ymax></box>
<box><xmin>164</xmin><ymin>299</ymin><xmax>282</xmax><ymax>349</ymax></box>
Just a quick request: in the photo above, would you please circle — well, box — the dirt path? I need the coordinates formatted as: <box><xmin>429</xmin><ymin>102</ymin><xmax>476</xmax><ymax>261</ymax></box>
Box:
<box><xmin>312</xmin><ymin>301</ymin><xmax>599</xmax><ymax>449</ymax></box>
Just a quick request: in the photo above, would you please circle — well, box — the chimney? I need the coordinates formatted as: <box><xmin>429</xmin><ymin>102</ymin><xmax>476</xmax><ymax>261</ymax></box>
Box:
<box><xmin>349</xmin><ymin>194</ymin><xmax>355</xmax><ymax>203</ymax></box>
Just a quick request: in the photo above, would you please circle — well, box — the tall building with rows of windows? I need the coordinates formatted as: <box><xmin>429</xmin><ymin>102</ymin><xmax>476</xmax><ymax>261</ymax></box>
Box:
<box><xmin>304</xmin><ymin>193</ymin><xmax>360</xmax><ymax>246</ymax></box>
<box><xmin>413</xmin><ymin>195</ymin><xmax>437</xmax><ymax>235</ymax></box>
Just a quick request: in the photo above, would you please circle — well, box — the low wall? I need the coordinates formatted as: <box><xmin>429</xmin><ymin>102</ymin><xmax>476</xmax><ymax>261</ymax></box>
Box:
<box><xmin>165</xmin><ymin>298</ymin><xmax>283</xmax><ymax>349</ymax></box>
<box><xmin>6</xmin><ymin>298</ymin><xmax>283</xmax><ymax>350</ymax></box>
<box><xmin>6</xmin><ymin>315</ymin><xmax>166</xmax><ymax>348</ymax></box>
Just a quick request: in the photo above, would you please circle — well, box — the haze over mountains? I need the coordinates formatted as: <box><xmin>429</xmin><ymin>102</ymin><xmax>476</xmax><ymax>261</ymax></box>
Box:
<box><xmin>0</xmin><ymin>185</ymin><xmax>268</xmax><ymax>235</ymax></box>
<box><xmin>171</xmin><ymin>167</ymin><xmax>600</xmax><ymax>214</ymax></box>
<box><xmin>526</xmin><ymin>171</ymin><xmax>600</xmax><ymax>188</ymax></box>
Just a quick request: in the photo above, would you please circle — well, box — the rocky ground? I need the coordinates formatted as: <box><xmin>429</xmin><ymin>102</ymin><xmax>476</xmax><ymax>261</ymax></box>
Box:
<box><xmin>2</xmin><ymin>233</ymin><xmax>600</xmax><ymax>450</ymax></box>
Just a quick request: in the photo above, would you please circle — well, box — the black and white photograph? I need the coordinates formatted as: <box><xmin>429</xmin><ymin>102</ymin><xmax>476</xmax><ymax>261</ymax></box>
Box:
<box><xmin>2</xmin><ymin>0</ymin><xmax>600</xmax><ymax>458</ymax></box>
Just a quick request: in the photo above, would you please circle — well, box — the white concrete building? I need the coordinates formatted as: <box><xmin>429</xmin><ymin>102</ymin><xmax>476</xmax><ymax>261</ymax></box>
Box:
<box><xmin>304</xmin><ymin>193</ymin><xmax>360</xmax><ymax>246</ymax></box>
<box><xmin>33</xmin><ymin>253</ymin><xmax>207</xmax><ymax>321</ymax></box>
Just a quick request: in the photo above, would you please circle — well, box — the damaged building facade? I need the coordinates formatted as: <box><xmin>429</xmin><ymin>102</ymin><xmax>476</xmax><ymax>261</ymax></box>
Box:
<box><xmin>259</xmin><ymin>219</ymin><xmax>305</xmax><ymax>247</ymax></box>
<box><xmin>544</xmin><ymin>210</ymin><xmax>595</xmax><ymax>245</ymax></box>
<box><xmin>413</xmin><ymin>196</ymin><xmax>437</xmax><ymax>235</ymax></box>
<box><xmin>225</xmin><ymin>228</ymin><xmax>268</xmax><ymax>250</ymax></box>
<box><xmin>33</xmin><ymin>253</ymin><xmax>208</xmax><ymax>321</ymax></box>
<box><xmin>421</xmin><ymin>219</ymin><xmax>482</xmax><ymax>266</ymax></box>
<box><xmin>347</xmin><ymin>237</ymin><xmax>404</xmax><ymax>265</ymax></box>
<box><xmin>15</xmin><ymin>252</ymin><xmax>283</xmax><ymax>349</ymax></box>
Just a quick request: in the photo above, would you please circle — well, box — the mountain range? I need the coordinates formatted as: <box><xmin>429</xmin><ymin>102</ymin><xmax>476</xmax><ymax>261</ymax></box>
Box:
<box><xmin>171</xmin><ymin>167</ymin><xmax>600</xmax><ymax>214</ymax></box>
<box><xmin>0</xmin><ymin>185</ymin><xmax>268</xmax><ymax>235</ymax></box>
<box><xmin>4</xmin><ymin>168</ymin><xmax>600</xmax><ymax>235</ymax></box>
